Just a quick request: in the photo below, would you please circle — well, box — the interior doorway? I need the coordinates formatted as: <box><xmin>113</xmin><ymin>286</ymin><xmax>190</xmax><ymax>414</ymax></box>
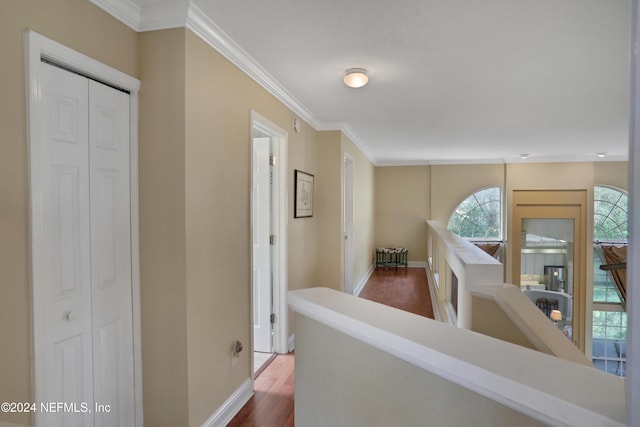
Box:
<box><xmin>512</xmin><ymin>190</ymin><xmax>587</xmax><ymax>352</ymax></box>
<box><xmin>343</xmin><ymin>155</ymin><xmax>355</xmax><ymax>294</ymax></box>
<box><xmin>250</xmin><ymin>112</ymin><xmax>288</xmax><ymax>377</ymax></box>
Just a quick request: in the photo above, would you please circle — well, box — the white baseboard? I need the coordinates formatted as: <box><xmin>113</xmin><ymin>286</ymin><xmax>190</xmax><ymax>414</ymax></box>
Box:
<box><xmin>201</xmin><ymin>377</ymin><xmax>253</xmax><ymax>427</ymax></box>
<box><xmin>288</xmin><ymin>333</ymin><xmax>295</xmax><ymax>352</ymax></box>
<box><xmin>353</xmin><ymin>263</ymin><xmax>375</xmax><ymax>296</ymax></box>
<box><xmin>408</xmin><ymin>260</ymin><xmax>427</xmax><ymax>268</ymax></box>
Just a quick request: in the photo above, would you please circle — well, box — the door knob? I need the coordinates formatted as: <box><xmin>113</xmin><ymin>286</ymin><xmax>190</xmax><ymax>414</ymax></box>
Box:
<box><xmin>65</xmin><ymin>311</ymin><xmax>76</xmax><ymax>321</ymax></box>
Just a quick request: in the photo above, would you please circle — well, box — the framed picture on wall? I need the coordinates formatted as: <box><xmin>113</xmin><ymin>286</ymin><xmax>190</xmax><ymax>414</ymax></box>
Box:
<box><xmin>294</xmin><ymin>170</ymin><xmax>314</xmax><ymax>218</ymax></box>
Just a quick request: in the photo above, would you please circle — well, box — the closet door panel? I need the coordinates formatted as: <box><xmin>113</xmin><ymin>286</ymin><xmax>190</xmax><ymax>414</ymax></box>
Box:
<box><xmin>89</xmin><ymin>80</ymin><xmax>135</xmax><ymax>427</ymax></box>
<box><xmin>35</xmin><ymin>61</ymin><xmax>94</xmax><ymax>427</ymax></box>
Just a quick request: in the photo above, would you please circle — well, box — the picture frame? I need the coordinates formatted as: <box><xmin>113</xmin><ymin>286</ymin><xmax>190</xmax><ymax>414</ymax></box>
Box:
<box><xmin>294</xmin><ymin>170</ymin><xmax>314</xmax><ymax>218</ymax></box>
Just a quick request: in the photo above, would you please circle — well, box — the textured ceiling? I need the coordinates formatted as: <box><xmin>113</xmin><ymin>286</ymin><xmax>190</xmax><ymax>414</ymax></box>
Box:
<box><xmin>130</xmin><ymin>0</ymin><xmax>631</xmax><ymax>164</ymax></box>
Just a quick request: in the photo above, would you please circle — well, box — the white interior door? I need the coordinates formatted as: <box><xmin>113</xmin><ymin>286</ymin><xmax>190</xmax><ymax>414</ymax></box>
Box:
<box><xmin>34</xmin><ymin>61</ymin><xmax>94</xmax><ymax>427</ymax></box>
<box><xmin>89</xmin><ymin>80</ymin><xmax>135</xmax><ymax>426</ymax></box>
<box><xmin>31</xmin><ymin>61</ymin><xmax>135</xmax><ymax>427</ymax></box>
<box><xmin>252</xmin><ymin>137</ymin><xmax>272</xmax><ymax>353</ymax></box>
<box><xmin>344</xmin><ymin>156</ymin><xmax>355</xmax><ymax>294</ymax></box>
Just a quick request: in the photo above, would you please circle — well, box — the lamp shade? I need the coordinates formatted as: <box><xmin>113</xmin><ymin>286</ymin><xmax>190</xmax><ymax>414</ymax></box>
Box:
<box><xmin>550</xmin><ymin>310</ymin><xmax>562</xmax><ymax>322</ymax></box>
<box><xmin>343</xmin><ymin>68</ymin><xmax>368</xmax><ymax>88</ymax></box>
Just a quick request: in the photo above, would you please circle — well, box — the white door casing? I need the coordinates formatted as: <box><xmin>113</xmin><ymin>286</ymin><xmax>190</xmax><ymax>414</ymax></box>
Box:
<box><xmin>27</xmin><ymin>31</ymin><xmax>142</xmax><ymax>427</ymax></box>
<box><xmin>250</xmin><ymin>111</ymin><xmax>288</xmax><ymax>355</ymax></box>
<box><xmin>252</xmin><ymin>136</ymin><xmax>272</xmax><ymax>353</ymax></box>
<box><xmin>343</xmin><ymin>156</ymin><xmax>355</xmax><ymax>294</ymax></box>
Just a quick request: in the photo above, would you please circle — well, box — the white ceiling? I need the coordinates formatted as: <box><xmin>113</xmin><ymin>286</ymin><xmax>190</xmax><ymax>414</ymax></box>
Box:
<box><xmin>99</xmin><ymin>0</ymin><xmax>631</xmax><ymax>165</ymax></box>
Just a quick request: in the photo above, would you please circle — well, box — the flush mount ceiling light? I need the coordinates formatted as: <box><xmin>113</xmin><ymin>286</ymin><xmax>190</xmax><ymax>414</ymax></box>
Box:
<box><xmin>519</xmin><ymin>153</ymin><xmax>529</xmax><ymax>159</ymax></box>
<box><xmin>343</xmin><ymin>68</ymin><xmax>369</xmax><ymax>88</ymax></box>
<box><xmin>596</xmin><ymin>152</ymin><xmax>607</xmax><ymax>158</ymax></box>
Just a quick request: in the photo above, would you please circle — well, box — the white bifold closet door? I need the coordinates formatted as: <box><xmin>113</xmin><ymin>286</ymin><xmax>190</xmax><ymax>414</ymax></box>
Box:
<box><xmin>32</xmin><ymin>61</ymin><xmax>134</xmax><ymax>427</ymax></box>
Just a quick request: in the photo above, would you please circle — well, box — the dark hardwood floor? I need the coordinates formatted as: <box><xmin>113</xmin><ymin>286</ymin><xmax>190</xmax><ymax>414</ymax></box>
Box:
<box><xmin>227</xmin><ymin>267</ymin><xmax>433</xmax><ymax>426</ymax></box>
<box><xmin>359</xmin><ymin>267</ymin><xmax>435</xmax><ymax>319</ymax></box>
<box><xmin>227</xmin><ymin>353</ymin><xmax>295</xmax><ymax>427</ymax></box>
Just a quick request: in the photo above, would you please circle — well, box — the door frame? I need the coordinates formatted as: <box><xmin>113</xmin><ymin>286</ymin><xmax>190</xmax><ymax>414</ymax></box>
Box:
<box><xmin>250</xmin><ymin>111</ymin><xmax>288</xmax><ymax>355</ymax></box>
<box><xmin>512</xmin><ymin>190</ymin><xmax>587</xmax><ymax>352</ymax></box>
<box><xmin>343</xmin><ymin>154</ymin><xmax>355</xmax><ymax>294</ymax></box>
<box><xmin>26</xmin><ymin>30</ymin><xmax>142</xmax><ymax>426</ymax></box>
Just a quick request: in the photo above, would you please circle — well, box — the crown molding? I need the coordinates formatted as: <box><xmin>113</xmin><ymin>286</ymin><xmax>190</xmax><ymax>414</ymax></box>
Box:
<box><xmin>89</xmin><ymin>0</ymin><xmax>141</xmax><ymax>30</ymax></box>
<box><xmin>91</xmin><ymin>0</ymin><xmax>375</xmax><ymax>166</ymax></box>
<box><xmin>341</xmin><ymin>123</ymin><xmax>376</xmax><ymax>164</ymax></box>
<box><xmin>376</xmin><ymin>160</ymin><xmax>432</xmax><ymax>167</ymax></box>
<box><xmin>139</xmin><ymin>1</ymin><xmax>190</xmax><ymax>31</ymax></box>
<box><xmin>186</xmin><ymin>3</ymin><xmax>322</xmax><ymax>127</ymax></box>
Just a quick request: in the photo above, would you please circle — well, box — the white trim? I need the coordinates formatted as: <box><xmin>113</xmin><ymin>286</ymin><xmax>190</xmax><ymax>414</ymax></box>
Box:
<box><xmin>250</xmin><ymin>111</ymin><xmax>289</xmax><ymax>355</ymax></box>
<box><xmin>26</xmin><ymin>30</ymin><xmax>143</xmax><ymax>427</ymax></box>
<box><xmin>288</xmin><ymin>334</ymin><xmax>295</xmax><ymax>352</ymax></box>
<box><xmin>444</xmin><ymin>302</ymin><xmax>458</xmax><ymax>326</ymax></box>
<box><xmin>407</xmin><ymin>261</ymin><xmax>427</xmax><ymax>268</ymax></box>
<box><xmin>88</xmin><ymin>0</ymin><xmax>382</xmax><ymax>165</ymax></box>
<box><xmin>201</xmin><ymin>378</ymin><xmax>253</xmax><ymax>427</ymax></box>
<box><xmin>425</xmin><ymin>265</ymin><xmax>449</xmax><ymax>324</ymax></box>
<box><xmin>129</xmin><ymin>87</ymin><xmax>144</xmax><ymax>427</ymax></box>
<box><xmin>341</xmin><ymin>123</ymin><xmax>374</xmax><ymax>163</ymax></box>
<box><xmin>354</xmin><ymin>264</ymin><xmax>375</xmax><ymax>297</ymax></box>
<box><xmin>89</xmin><ymin>0</ymin><xmax>141</xmax><ymax>30</ymax></box>
<box><xmin>188</xmin><ymin>5</ymin><xmax>317</xmax><ymax>127</ymax></box>
<box><xmin>627</xmin><ymin>0</ymin><xmax>640</xmax><ymax>423</ymax></box>
<box><xmin>138</xmin><ymin>1</ymin><xmax>190</xmax><ymax>31</ymax></box>
<box><xmin>342</xmin><ymin>153</ymin><xmax>355</xmax><ymax>294</ymax></box>
<box><xmin>376</xmin><ymin>160</ymin><xmax>432</xmax><ymax>167</ymax></box>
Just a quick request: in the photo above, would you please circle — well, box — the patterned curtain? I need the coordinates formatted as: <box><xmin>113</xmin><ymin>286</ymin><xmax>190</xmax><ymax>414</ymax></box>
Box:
<box><xmin>601</xmin><ymin>245</ymin><xmax>627</xmax><ymax>305</ymax></box>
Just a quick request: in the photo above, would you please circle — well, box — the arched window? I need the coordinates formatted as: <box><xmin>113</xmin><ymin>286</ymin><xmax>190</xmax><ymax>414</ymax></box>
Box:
<box><xmin>447</xmin><ymin>187</ymin><xmax>501</xmax><ymax>239</ymax></box>
<box><xmin>592</xmin><ymin>185</ymin><xmax>628</xmax><ymax>377</ymax></box>
<box><xmin>594</xmin><ymin>186</ymin><xmax>628</xmax><ymax>241</ymax></box>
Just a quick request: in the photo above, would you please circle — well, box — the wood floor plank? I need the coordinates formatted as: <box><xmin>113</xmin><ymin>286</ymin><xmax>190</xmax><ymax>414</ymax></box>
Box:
<box><xmin>227</xmin><ymin>353</ymin><xmax>295</xmax><ymax>427</ymax></box>
<box><xmin>359</xmin><ymin>267</ymin><xmax>435</xmax><ymax>319</ymax></box>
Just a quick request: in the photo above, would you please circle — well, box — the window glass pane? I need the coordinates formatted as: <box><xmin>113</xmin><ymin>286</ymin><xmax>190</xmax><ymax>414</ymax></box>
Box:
<box><xmin>594</xmin><ymin>186</ymin><xmax>628</xmax><ymax>241</ymax></box>
<box><xmin>592</xmin><ymin>186</ymin><xmax>627</xmax><ymax>377</ymax></box>
<box><xmin>593</xmin><ymin>249</ymin><xmax>622</xmax><ymax>304</ymax></box>
<box><xmin>447</xmin><ymin>187</ymin><xmax>501</xmax><ymax>239</ymax></box>
<box><xmin>592</xmin><ymin>310</ymin><xmax>627</xmax><ymax>376</ymax></box>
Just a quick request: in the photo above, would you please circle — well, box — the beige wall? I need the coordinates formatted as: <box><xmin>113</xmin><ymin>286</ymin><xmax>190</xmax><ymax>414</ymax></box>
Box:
<box><xmin>315</xmin><ymin>132</ymin><xmax>376</xmax><ymax>292</ymax></box>
<box><xmin>139</xmin><ymin>29</ymin><xmax>190</xmax><ymax>426</ymax></box>
<box><xmin>375</xmin><ymin>166</ymin><xmax>430</xmax><ymax>262</ymax></box>
<box><xmin>182</xmin><ymin>30</ymin><xmax>319</xmax><ymax>425</ymax></box>
<box><xmin>315</xmin><ymin>131</ymin><xmax>343</xmax><ymax>289</ymax></box>
<box><xmin>471</xmin><ymin>296</ymin><xmax>536</xmax><ymax>350</ymax></box>
<box><xmin>430</xmin><ymin>164</ymin><xmax>505</xmax><ymax>226</ymax></box>
<box><xmin>140</xmin><ymin>28</ymin><xmax>322</xmax><ymax>426</ymax></box>
<box><xmin>0</xmin><ymin>1</ymin><xmax>139</xmax><ymax>425</ymax></box>
<box><xmin>594</xmin><ymin>161</ymin><xmax>628</xmax><ymax>190</ymax></box>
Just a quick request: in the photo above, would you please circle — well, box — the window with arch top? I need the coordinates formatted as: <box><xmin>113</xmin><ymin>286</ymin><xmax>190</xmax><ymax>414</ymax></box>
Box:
<box><xmin>447</xmin><ymin>186</ymin><xmax>501</xmax><ymax>239</ymax></box>
<box><xmin>592</xmin><ymin>185</ymin><xmax>628</xmax><ymax>377</ymax></box>
<box><xmin>594</xmin><ymin>185</ymin><xmax>628</xmax><ymax>241</ymax></box>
